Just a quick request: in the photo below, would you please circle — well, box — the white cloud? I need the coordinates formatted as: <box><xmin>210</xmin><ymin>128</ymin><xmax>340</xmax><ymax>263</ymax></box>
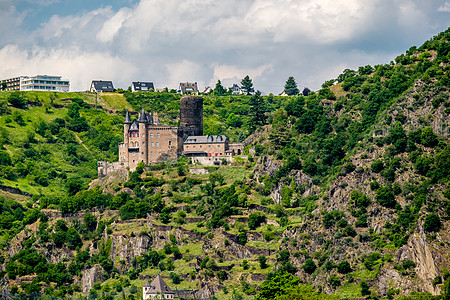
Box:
<box><xmin>438</xmin><ymin>2</ymin><xmax>450</xmax><ymax>12</ymax></box>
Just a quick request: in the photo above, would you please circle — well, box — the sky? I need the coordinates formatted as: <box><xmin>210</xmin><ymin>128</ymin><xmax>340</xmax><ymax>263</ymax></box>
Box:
<box><xmin>1</xmin><ymin>0</ymin><xmax>449</xmax><ymax>94</ymax></box>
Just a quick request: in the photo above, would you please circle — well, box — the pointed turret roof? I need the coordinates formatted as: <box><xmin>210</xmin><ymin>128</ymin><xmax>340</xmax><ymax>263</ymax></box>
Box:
<box><xmin>138</xmin><ymin>108</ymin><xmax>147</xmax><ymax>123</ymax></box>
<box><xmin>124</xmin><ymin>110</ymin><xmax>131</xmax><ymax>124</ymax></box>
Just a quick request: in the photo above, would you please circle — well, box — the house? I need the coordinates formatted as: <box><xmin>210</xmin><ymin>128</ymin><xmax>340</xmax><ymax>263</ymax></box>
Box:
<box><xmin>230</xmin><ymin>84</ymin><xmax>242</xmax><ymax>95</ymax></box>
<box><xmin>132</xmin><ymin>81</ymin><xmax>155</xmax><ymax>92</ymax></box>
<box><xmin>179</xmin><ymin>82</ymin><xmax>198</xmax><ymax>95</ymax></box>
<box><xmin>1</xmin><ymin>75</ymin><xmax>70</xmax><ymax>92</ymax></box>
<box><xmin>143</xmin><ymin>275</ymin><xmax>175</xmax><ymax>300</ymax></box>
<box><xmin>279</xmin><ymin>91</ymin><xmax>288</xmax><ymax>96</ymax></box>
<box><xmin>90</xmin><ymin>80</ymin><xmax>114</xmax><ymax>93</ymax></box>
<box><xmin>202</xmin><ymin>86</ymin><xmax>212</xmax><ymax>94</ymax></box>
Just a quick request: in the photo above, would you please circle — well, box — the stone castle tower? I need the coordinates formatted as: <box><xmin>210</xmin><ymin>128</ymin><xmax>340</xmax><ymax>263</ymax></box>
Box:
<box><xmin>179</xmin><ymin>96</ymin><xmax>203</xmax><ymax>136</ymax></box>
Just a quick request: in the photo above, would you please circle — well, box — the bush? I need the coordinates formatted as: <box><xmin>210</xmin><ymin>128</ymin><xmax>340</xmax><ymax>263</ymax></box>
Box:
<box><xmin>303</xmin><ymin>258</ymin><xmax>316</xmax><ymax>274</ymax></box>
<box><xmin>423</xmin><ymin>213</ymin><xmax>442</xmax><ymax>232</ymax></box>
<box><xmin>337</xmin><ymin>260</ymin><xmax>352</xmax><ymax>274</ymax></box>
<box><xmin>370</xmin><ymin>160</ymin><xmax>384</xmax><ymax>173</ymax></box>
<box><xmin>376</xmin><ymin>186</ymin><xmax>396</xmax><ymax>208</ymax></box>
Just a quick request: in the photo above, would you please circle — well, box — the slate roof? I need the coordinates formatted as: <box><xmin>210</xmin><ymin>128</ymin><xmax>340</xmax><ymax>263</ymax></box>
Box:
<box><xmin>91</xmin><ymin>80</ymin><xmax>114</xmax><ymax>92</ymax></box>
<box><xmin>184</xmin><ymin>135</ymin><xmax>227</xmax><ymax>144</ymax></box>
<box><xmin>132</xmin><ymin>81</ymin><xmax>154</xmax><ymax>92</ymax></box>
<box><xmin>146</xmin><ymin>274</ymin><xmax>174</xmax><ymax>295</ymax></box>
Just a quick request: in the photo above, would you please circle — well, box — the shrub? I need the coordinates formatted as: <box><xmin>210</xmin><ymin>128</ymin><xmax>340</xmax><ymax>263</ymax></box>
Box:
<box><xmin>423</xmin><ymin>213</ymin><xmax>442</xmax><ymax>232</ymax></box>
<box><xmin>371</xmin><ymin>160</ymin><xmax>384</xmax><ymax>173</ymax></box>
<box><xmin>337</xmin><ymin>260</ymin><xmax>352</xmax><ymax>274</ymax></box>
<box><xmin>303</xmin><ymin>258</ymin><xmax>316</xmax><ymax>274</ymax></box>
<box><xmin>376</xmin><ymin>186</ymin><xmax>396</xmax><ymax>208</ymax></box>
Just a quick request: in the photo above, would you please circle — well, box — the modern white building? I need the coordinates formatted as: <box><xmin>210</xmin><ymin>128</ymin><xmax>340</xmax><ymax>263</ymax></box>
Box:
<box><xmin>1</xmin><ymin>75</ymin><xmax>70</xmax><ymax>92</ymax></box>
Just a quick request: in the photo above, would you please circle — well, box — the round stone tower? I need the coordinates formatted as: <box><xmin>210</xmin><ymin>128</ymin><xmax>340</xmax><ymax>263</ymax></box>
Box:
<box><xmin>179</xmin><ymin>96</ymin><xmax>203</xmax><ymax>136</ymax></box>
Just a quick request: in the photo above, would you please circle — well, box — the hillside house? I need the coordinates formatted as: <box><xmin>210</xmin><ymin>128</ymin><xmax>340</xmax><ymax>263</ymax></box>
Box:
<box><xmin>132</xmin><ymin>81</ymin><xmax>155</xmax><ymax>92</ymax></box>
<box><xmin>90</xmin><ymin>80</ymin><xmax>114</xmax><ymax>93</ymax></box>
<box><xmin>179</xmin><ymin>82</ymin><xmax>198</xmax><ymax>95</ymax></box>
<box><xmin>230</xmin><ymin>84</ymin><xmax>242</xmax><ymax>95</ymax></box>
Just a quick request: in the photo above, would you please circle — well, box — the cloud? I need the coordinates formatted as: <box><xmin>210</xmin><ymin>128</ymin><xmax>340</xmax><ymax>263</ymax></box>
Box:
<box><xmin>438</xmin><ymin>2</ymin><xmax>450</xmax><ymax>12</ymax></box>
<box><xmin>0</xmin><ymin>0</ymin><xmax>449</xmax><ymax>92</ymax></box>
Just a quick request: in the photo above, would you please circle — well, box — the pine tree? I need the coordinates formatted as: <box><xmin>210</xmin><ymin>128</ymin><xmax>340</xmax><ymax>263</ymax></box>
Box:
<box><xmin>284</xmin><ymin>76</ymin><xmax>299</xmax><ymax>95</ymax></box>
<box><xmin>248</xmin><ymin>91</ymin><xmax>266</xmax><ymax>133</ymax></box>
<box><xmin>214</xmin><ymin>80</ymin><xmax>226</xmax><ymax>95</ymax></box>
<box><xmin>241</xmin><ymin>75</ymin><xmax>254</xmax><ymax>95</ymax></box>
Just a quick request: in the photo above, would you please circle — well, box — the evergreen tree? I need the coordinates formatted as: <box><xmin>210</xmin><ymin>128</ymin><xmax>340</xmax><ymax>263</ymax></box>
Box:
<box><xmin>241</xmin><ymin>75</ymin><xmax>254</xmax><ymax>95</ymax></box>
<box><xmin>214</xmin><ymin>80</ymin><xmax>226</xmax><ymax>95</ymax></box>
<box><xmin>284</xmin><ymin>77</ymin><xmax>299</xmax><ymax>95</ymax></box>
<box><xmin>248</xmin><ymin>91</ymin><xmax>267</xmax><ymax>133</ymax></box>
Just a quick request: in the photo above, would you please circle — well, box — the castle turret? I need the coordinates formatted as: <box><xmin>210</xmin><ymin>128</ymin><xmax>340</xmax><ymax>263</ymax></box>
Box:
<box><xmin>124</xmin><ymin>110</ymin><xmax>131</xmax><ymax>143</ymax></box>
<box><xmin>138</xmin><ymin>109</ymin><xmax>148</xmax><ymax>165</ymax></box>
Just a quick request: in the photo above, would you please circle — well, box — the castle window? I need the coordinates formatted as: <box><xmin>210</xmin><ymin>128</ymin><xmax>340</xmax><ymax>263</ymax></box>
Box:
<box><xmin>169</xmin><ymin>141</ymin><xmax>172</xmax><ymax>146</ymax></box>
<box><xmin>186</xmin><ymin>146</ymin><xmax>189</xmax><ymax>149</ymax></box>
<box><xmin>150</xmin><ymin>133</ymin><xmax>153</xmax><ymax>137</ymax></box>
<box><xmin>157</xmin><ymin>133</ymin><xmax>160</xmax><ymax>137</ymax></box>
<box><xmin>151</xmin><ymin>151</ymin><xmax>153</xmax><ymax>155</ymax></box>
<box><xmin>156</xmin><ymin>142</ymin><xmax>159</xmax><ymax>147</ymax></box>
<box><xmin>151</xmin><ymin>142</ymin><xmax>154</xmax><ymax>147</ymax></box>
<box><xmin>159</xmin><ymin>152</ymin><xmax>161</xmax><ymax>155</ymax></box>
<box><xmin>142</xmin><ymin>142</ymin><xmax>145</xmax><ymax>145</ymax></box>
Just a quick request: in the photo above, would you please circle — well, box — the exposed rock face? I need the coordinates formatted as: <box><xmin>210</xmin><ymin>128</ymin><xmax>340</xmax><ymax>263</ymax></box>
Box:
<box><xmin>396</xmin><ymin>230</ymin><xmax>442</xmax><ymax>295</ymax></box>
<box><xmin>109</xmin><ymin>234</ymin><xmax>152</xmax><ymax>266</ymax></box>
<box><xmin>82</xmin><ymin>264</ymin><xmax>104</xmax><ymax>295</ymax></box>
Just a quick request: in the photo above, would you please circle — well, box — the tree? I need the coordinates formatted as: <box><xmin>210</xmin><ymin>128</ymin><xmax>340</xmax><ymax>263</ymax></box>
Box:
<box><xmin>248</xmin><ymin>212</ymin><xmax>266</xmax><ymax>230</ymax></box>
<box><xmin>302</xmin><ymin>87</ymin><xmax>311</xmax><ymax>96</ymax></box>
<box><xmin>248</xmin><ymin>91</ymin><xmax>267</xmax><ymax>133</ymax></box>
<box><xmin>259</xmin><ymin>255</ymin><xmax>268</xmax><ymax>269</ymax></box>
<box><xmin>214</xmin><ymin>80</ymin><xmax>226</xmax><ymax>95</ymax></box>
<box><xmin>1</xmin><ymin>82</ymin><xmax>6</xmax><ymax>90</ymax></box>
<box><xmin>241</xmin><ymin>75</ymin><xmax>254</xmax><ymax>95</ymax></box>
<box><xmin>284</xmin><ymin>77</ymin><xmax>299</xmax><ymax>96</ymax></box>
<box><xmin>256</xmin><ymin>271</ymin><xmax>300</xmax><ymax>300</ymax></box>
<box><xmin>7</xmin><ymin>92</ymin><xmax>26</xmax><ymax>108</ymax></box>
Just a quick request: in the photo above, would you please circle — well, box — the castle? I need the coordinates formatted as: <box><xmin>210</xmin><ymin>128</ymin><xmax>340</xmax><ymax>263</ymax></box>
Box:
<box><xmin>98</xmin><ymin>96</ymin><xmax>243</xmax><ymax>177</ymax></box>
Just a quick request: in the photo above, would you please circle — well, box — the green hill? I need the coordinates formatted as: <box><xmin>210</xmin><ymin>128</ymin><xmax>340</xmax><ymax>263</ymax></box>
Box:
<box><xmin>0</xmin><ymin>28</ymin><xmax>449</xmax><ymax>299</ymax></box>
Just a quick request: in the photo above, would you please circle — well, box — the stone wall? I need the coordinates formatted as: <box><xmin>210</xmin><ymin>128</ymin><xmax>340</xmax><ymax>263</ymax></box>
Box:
<box><xmin>97</xmin><ymin>161</ymin><xmax>127</xmax><ymax>178</ymax></box>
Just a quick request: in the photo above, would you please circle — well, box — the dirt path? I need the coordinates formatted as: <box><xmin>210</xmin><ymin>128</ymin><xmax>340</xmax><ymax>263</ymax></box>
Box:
<box><xmin>74</xmin><ymin>133</ymin><xmax>90</xmax><ymax>152</ymax></box>
<box><xmin>3</xmin><ymin>145</ymin><xmax>13</xmax><ymax>155</ymax></box>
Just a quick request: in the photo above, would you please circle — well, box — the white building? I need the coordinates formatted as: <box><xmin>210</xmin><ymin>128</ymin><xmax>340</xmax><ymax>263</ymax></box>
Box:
<box><xmin>1</xmin><ymin>75</ymin><xmax>70</xmax><ymax>92</ymax></box>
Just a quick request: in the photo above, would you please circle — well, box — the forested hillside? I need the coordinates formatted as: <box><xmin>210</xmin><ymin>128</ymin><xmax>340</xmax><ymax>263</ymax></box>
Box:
<box><xmin>0</xmin><ymin>29</ymin><xmax>449</xmax><ymax>299</ymax></box>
